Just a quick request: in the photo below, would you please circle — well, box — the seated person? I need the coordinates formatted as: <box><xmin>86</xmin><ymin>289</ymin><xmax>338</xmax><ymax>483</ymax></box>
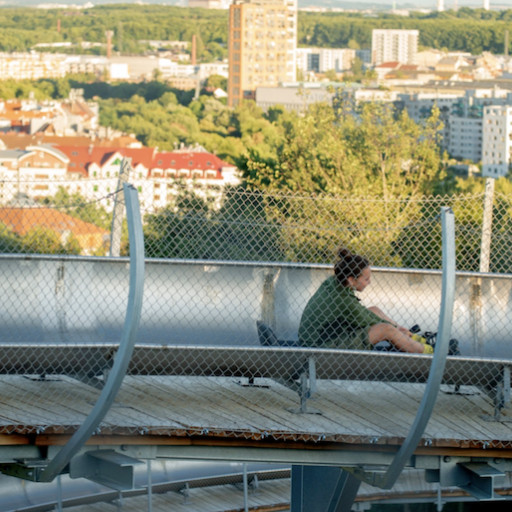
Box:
<box><xmin>298</xmin><ymin>248</ymin><xmax>432</xmax><ymax>354</ymax></box>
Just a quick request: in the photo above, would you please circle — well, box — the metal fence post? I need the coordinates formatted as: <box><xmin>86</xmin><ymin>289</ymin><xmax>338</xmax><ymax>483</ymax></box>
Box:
<box><xmin>110</xmin><ymin>157</ymin><xmax>132</xmax><ymax>257</ymax></box>
<box><xmin>480</xmin><ymin>177</ymin><xmax>495</xmax><ymax>274</ymax></box>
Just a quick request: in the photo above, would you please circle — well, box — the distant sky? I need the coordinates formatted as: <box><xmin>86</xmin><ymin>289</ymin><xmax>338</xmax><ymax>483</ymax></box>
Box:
<box><xmin>10</xmin><ymin>0</ymin><xmax>512</xmax><ymax>8</ymax></box>
<box><xmin>300</xmin><ymin>0</ymin><xmax>512</xmax><ymax>8</ymax></box>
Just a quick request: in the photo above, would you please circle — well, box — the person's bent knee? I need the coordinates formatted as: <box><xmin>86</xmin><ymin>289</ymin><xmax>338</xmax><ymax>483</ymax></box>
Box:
<box><xmin>368</xmin><ymin>322</ymin><xmax>396</xmax><ymax>345</ymax></box>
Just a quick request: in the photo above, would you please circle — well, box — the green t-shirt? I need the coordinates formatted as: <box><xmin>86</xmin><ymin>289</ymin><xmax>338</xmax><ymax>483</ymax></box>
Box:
<box><xmin>298</xmin><ymin>275</ymin><xmax>384</xmax><ymax>349</ymax></box>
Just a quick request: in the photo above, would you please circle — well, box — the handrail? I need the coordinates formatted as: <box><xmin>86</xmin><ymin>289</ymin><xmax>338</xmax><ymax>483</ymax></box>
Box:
<box><xmin>39</xmin><ymin>183</ymin><xmax>145</xmax><ymax>482</ymax></box>
<box><xmin>374</xmin><ymin>206</ymin><xmax>456</xmax><ymax>489</ymax></box>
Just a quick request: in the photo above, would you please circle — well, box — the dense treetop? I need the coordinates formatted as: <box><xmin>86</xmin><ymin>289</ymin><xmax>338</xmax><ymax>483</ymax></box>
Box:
<box><xmin>0</xmin><ymin>5</ymin><xmax>512</xmax><ymax>56</ymax></box>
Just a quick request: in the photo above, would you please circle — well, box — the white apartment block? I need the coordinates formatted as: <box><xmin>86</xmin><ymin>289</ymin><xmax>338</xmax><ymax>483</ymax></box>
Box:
<box><xmin>371</xmin><ymin>29</ymin><xmax>419</xmax><ymax>66</ymax></box>
<box><xmin>256</xmin><ymin>84</ymin><xmax>337</xmax><ymax>112</ymax></box>
<box><xmin>482</xmin><ymin>105</ymin><xmax>512</xmax><ymax>178</ymax></box>
<box><xmin>396</xmin><ymin>88</ymin><xmax>512</xmax><ymax>163</ymax></box>
<box><xmin>295</xmin><ymin>48</ymin><xmax>356</xmax><ymax>75</ymax></box>
<box><xmin>398</xmin><ymin>92</ymin><xmax>461</xmax><ymax>122</ymax></box>
<box><xmin>447</xmin><ymin>116</ymin><xmax>482</xmax><ymax>163</ymax></box>
<box><xmin>188</xmin><ymin>0</ymin><xmax>231</xmax><ymax>8</ymax></box>
<box><xmin>0</xmin><ymin>52</ymin><xmax>67</xmax><ymax>80</ymax></box>
<box><xmin>0</xmin><ymin>53</ymin><xmax>226</xmax><ymax>84</ymax></box>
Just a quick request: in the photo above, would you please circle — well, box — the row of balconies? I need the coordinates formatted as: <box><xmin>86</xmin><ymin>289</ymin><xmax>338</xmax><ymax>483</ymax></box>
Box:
<box><xmin>0</xmin><ymin>169</ymin><xmax>224</xmax><ymax>183</ymax></box>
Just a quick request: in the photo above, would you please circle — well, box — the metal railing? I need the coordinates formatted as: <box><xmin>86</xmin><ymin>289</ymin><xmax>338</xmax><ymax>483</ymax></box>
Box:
<box><xmin>0</xmin><ymin>179</ymin><xmax>511</xmax><ymax>458</ymax></box>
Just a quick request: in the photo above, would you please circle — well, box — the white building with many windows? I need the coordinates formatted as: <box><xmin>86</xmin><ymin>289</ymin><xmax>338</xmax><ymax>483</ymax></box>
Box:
<box><xmin>482</xmin><ymin>105</ymin><xmax>512</xmax><ymax>178</ymax></box>
<box><xmin>448</xmin><ymin>116</ymin><xmax>483</xmax><ymax>163</ymax></box>
<box><xmin>295</xmin><ymin>48</ymin><xmax>356</xmax><ymax>76</ymax></box>
<box><xmin>371</xmin><ymin>29</ymin><xmax>419</xmax><ymax>66</ymax></box>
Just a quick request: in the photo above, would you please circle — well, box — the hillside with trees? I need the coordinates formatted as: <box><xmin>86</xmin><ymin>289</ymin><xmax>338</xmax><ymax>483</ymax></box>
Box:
<box><xmin>0</xmin><ymin>5</ymin><xmax>512</xmax><ymax>56</ymax></box>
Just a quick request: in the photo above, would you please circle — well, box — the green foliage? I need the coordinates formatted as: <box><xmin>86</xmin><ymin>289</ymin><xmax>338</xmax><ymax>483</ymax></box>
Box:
<box><xmin>22</xmin><ymin>226</ymin><xmax>81</xmax><ymax>255</ymax></box>
<box><xmin>42</xmin><ymin>187</ymin><xmax>112</xmax><ymax>230</ymax></box>
<box><xmin>0</xmin><ymin>223</ymin><xmax>25</xmax><ymax>254</ymax></box>
<box><xmin>237</xmin><ymin>100</ymin><xmax>445</xmax><ymax>265</ymax></box>
<box><xmin>204</xmin><ymin>74</ymin><xmax>227</xmax><ymax>91</ymax></box>
<box><xmin>143</xmin><ymin>186</ymin><xmax>284</xmax><ymax>261</ymax></box>
<box><xmin>298</xmin><ymin>10</ymin><xmax>512</xmax><ymax>54</ymax></box>
<box><xmin>0</xmin><ymin>5</ymin><xmax>510</xmax><ymax>60</ymax></box>
<box><xmin>0</xmin><ymin>6</ymin><xmax>228</xmax><ymax>61</ymax></box>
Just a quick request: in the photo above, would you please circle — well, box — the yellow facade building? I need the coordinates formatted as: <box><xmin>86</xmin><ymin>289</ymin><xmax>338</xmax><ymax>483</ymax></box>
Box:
<box><xmin>228</xmin><ymin>0</ymin><xmax>297</xmax><ymax>107</ymax></box>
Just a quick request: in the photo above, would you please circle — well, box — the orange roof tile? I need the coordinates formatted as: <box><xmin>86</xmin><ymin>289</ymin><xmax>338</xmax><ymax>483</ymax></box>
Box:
<box><xmin>0</xmin><ymin>133</ymin><xmax>140</xmax><ymax>150</ymax></box>
<box><xmin>0</xmin><ymin>207</ymin><xmax>108</xmax><ymax>237</ymax></box>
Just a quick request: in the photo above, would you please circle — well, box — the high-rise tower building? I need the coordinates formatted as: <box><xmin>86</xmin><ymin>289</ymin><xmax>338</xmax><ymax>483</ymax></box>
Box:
<box><xmin>228</xmin><ymin>0</ymin><xmax>297</xmax><ymax>108</ymax></box>
<box><xmin>371</xmin><ymin>29</ymin><xmax>419</xmax><ymax>66</ymax></box>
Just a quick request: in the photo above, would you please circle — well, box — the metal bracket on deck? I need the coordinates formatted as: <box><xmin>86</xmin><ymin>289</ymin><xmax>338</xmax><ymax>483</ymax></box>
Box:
<box><xmin>481</xmin><ymin>366</ymin><xmax>512</xmax><ymax>422</ymax></box>
<box><xmin>69</xmin><ymin>449</ymin><xmax>144</xmax><ymax>491</ymax></box>
<box><xmin>0</xmin><ymin>458</ymin><xmax>48</xmax><ymax>482</ymax></box>
<box><xmin>287</xmin><ymin>356</ymin><xmax>320</xmax><ymax>414</ymax></box>
<box><xmin>426</xmin><ymin>458</ymin><xmax>505</xmax><ymax>501</ymax></box>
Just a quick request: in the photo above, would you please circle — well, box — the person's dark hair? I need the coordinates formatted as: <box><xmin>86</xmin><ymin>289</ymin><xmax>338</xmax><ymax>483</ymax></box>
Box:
<box><xmin>334</xmin><ymin>248</ymin><xmax>369</xmax><ymax>286</ymax></box>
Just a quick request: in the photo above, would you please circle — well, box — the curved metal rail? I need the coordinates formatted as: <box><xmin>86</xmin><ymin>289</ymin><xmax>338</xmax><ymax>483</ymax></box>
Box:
<box><xmin>374</xmin><ymin>206</ymin><xmax>456</xmax><ymax>489</ymax></box>
<box><xmin>39</xmin><ymin>183</ymin><xmax>145</xmax><ymax>482</ymax></box>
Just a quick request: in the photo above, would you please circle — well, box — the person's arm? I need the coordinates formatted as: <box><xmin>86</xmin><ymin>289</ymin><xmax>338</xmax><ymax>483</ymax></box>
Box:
<box><xmin>368</xmin><ymin>305</ymin><xmax>410</xmax><ymax>334</ymax></box>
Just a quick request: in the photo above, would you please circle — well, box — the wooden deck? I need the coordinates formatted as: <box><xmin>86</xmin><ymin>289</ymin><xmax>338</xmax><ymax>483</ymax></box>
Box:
<box><xmin>1</xmin><ymin>374</ymin><xmax>512</xmax><ymax>453</ymax></box>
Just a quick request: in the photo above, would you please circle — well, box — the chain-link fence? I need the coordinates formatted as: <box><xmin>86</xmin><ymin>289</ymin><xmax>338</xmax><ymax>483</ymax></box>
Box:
<box><xmin>0</xmin><ymin>179</ymin><xmax>510</xmax><ymax>273</ymax></box>
<box><xmin>0</xmin><ymin>178</ymin><xmax>511</xmax><ymax>453</ymax></box>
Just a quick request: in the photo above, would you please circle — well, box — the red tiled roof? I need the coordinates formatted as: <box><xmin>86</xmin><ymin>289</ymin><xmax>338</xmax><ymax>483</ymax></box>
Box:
<box><xmin>376</xmin><ymin>61</ymin><xmax>401</xmax><ymax>69</ymax></box>
<box><xmin>0</xmin><ymin>133</ymin><xmax>140</xmax><ymax>150</ymax></box>
<box><xmin>54</xmin><ymin>146</ymin><xmax>157</xmax><ymax>177</ymax></box>
<box><xmin>150</xmin><ymin>151</ymin><xmax>232</xmax><ymax>179</ymax></box>
<box><xmin>0</xmin><ymin>101</ymin><xmax>50</xmax><ymax>123</ymax></box>
<box><xmin>399</xmin><ymin>64</ymin><xmax>418</xmax><ymax>71</ymax></box>
<box><xmin>0</xmin><ymin>207</ymin><xmax>108</xmax><ymax>237</ymax></box>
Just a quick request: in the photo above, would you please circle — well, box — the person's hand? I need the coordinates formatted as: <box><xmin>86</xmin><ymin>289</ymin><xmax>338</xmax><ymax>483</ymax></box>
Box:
<box><xmin>397</xmin><ymin>326</ymin><xmax>410</xmax><ymax>335</ymax></box>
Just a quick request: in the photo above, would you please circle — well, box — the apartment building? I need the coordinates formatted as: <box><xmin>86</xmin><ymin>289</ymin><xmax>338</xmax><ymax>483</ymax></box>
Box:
<box><xmin>0</xmin><ymin>140</ymin><xmax>239</xmax><ymax>213</ymax></box>
<box><xmin>295</xmin><ymin>48</ymin><xmax>356</xmax><ymax>76</ymax></box>
<box><xmin>0</xmin><ymin>53</ymin><xmax>226</xmax><ymax>85</ymax></box>
<box><xmin>371</xmin><ymin>29</ymin><xmax>419</xmax><ymax>66</ymax></box>
<box><xmin>447</xmin><ymin>116</ymin><xmax>483</xmax><ymax>163</ymax></box>
<box><xmin>0</xmin><ymin>94</ymin><xmax>98</xmax><ymax>136</ymax></box>
<box><xmin>256</xmin><ymin>84</ymin><xmax>338</xmax><ymax>112</ymax></box>
<box><xmin>228</xmin><ymin>0</ymin><xmax>297</xmax><ymax>107</ymax></box>
<box><xmin>482</xmin><ymin>105</ymin><xmax>512</xmax><ymax>178</ymax></box>
<box><xmin>395</xmin><ymin>88</ymin><xmax>512</xmax><ymax>164</ymax></box>
<box><xmin>188</xmin><ymin>0</ymin><xmax>231</xmax><ymax>7</ymax></box>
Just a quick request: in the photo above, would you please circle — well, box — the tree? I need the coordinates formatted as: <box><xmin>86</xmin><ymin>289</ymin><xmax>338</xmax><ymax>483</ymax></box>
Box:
<box><xmin>42</xmin><ymin>187</ymin><xmax>112</xmax><ymax>230</ymax></box>
<box><xmin>204</xmin><ymin>74</ymin><xmax>227</xmax><ymax>91</ymax></box>
<box><xmin>22</xmin><ymin>226</ymin><xmax>81</xmax><ymax>255</ymax></box>
<box><xmin>237</xmin><ymin>100</ymin><xmax>445</xmax><ymax>265</ymax></box>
